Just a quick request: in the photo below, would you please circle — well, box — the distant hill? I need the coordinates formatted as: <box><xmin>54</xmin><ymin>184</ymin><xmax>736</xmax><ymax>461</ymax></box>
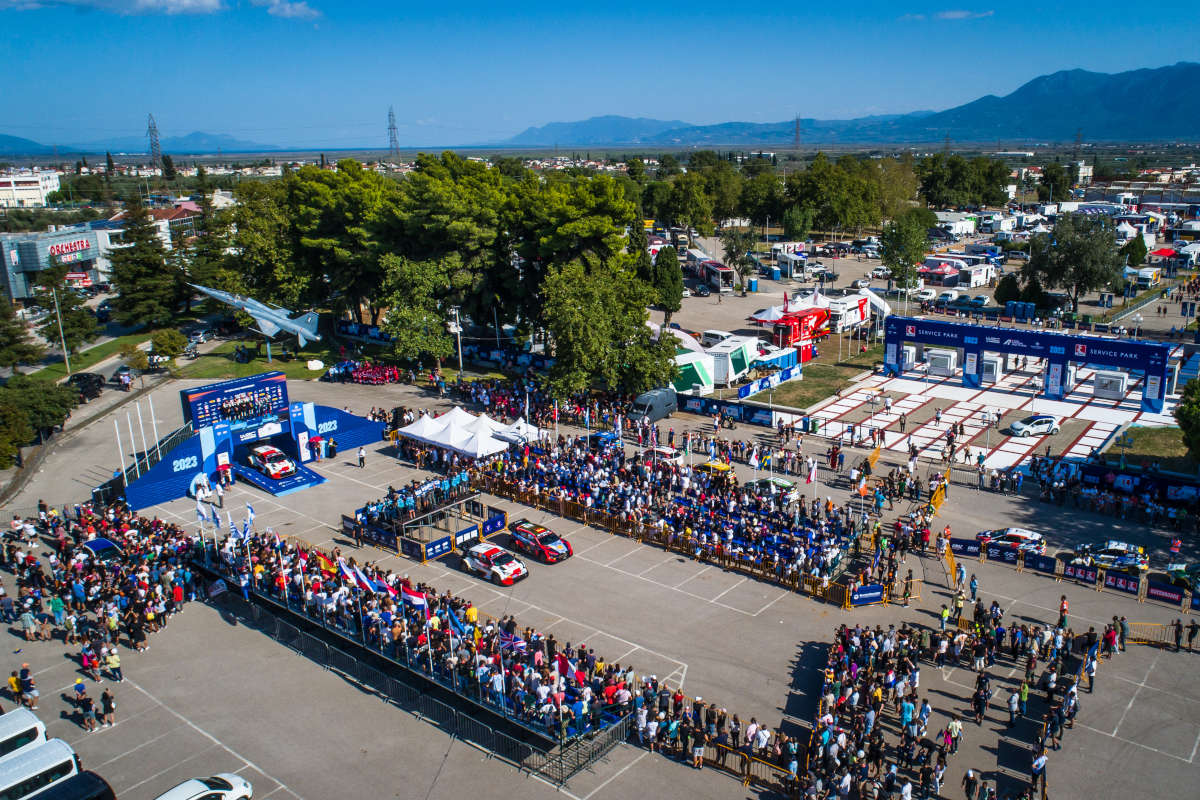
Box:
<box><xmin>73</xmin><ymin>131</ymin><xmax>280</xmax><ymax>154</ymax></box>
<box><xmin>502</xmin><ymin>62</ymin><xmax>1200</xmax><ymax>146</ymax></box>
<box><xmin>501</xmin><ymin>115</ymin><xmax>691</xmax><ymax>146</ymax></box>
<box><xmin>0</xmin><ymin>134</ymin><xmax>56</xmax><ymax>156</ymax></box>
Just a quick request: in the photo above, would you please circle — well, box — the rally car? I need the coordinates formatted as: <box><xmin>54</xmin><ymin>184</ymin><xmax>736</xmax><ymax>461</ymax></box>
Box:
<box><xmin>1167</xmin><ymin>562</ymin><xmax>1200</xmax><ymax>592</ymax></box>
<box><xmin>974</xmin><ymin>527</ymin><xmax>1047</xmax><ymax>555</ymax></box>
<box><xmin>461</xmin><ymin>542</ymin><xmax>529</xmax><ymax>585</ymax></box>
<box><xmin>509</xmin><ymin>518</ymin><xmax>573</xmax><ymax>563</ymax></box>
<box><xmin>1071</xmin><ymin>540</ymin><xmax>1149</xmax><ymax>574</ymax></box>
<box><xmin>746</xmin><ymin>476</ymin><xmax>800</xmax><ymax>504</ymax></box>
<box><xmin>248</xmin><ymin>444</ymin><xmax>297</xmax><ymax>480</ymax></box>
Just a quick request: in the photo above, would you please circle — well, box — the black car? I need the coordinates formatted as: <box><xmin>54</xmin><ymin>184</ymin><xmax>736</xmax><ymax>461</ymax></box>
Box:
<box><xmin>66</xmin><ymin>372</ymin><xmax>105</xmax><ymax>402</ymax></box>
<box><xmin>694</xmin><ymin>284</ymin><xmax>711</xmax><ymax>297</ymax></box>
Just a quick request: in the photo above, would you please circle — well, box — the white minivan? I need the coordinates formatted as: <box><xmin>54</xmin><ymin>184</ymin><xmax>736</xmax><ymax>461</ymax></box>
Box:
<box><xmin>0</xmin><ymin>708</ymin><xmax>46</xmax><ymax>763</ymax></box>
<box><xmin>700</xmin><ymin>330</ymin><xmax>734</xmax><ymax>349</ymax></box>
<box><xmin>0</xmin><ymin>738</ymin><xmax>79</xmax><ymax>800</ymax></box>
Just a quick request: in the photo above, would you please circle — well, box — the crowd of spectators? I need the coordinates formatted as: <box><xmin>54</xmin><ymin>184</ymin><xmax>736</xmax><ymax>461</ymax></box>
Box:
<box><xmin>353</xmin><ymin>470</ymin><xmax>474</xmax><ymax>527</ymax></box>
<box><xmin>4</xmin><ymin>501</ymin><xmax>199</xmax><ymax>728</ymax></box>
<box><xmin>323</xmin><ymin>360</ymin><xmax>404</xmax><ymax>385</ymax></box>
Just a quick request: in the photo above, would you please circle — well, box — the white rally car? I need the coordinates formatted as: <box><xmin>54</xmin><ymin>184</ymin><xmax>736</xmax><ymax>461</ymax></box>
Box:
<box><xmin>248</xmin><ymin>444</ymin><xmax>296</xmax><ymax>479</ymax></box>
<box><xmin>461</xmin><ymin>543</ymin><xmax>529</xmax><ymax>586</ymax></box>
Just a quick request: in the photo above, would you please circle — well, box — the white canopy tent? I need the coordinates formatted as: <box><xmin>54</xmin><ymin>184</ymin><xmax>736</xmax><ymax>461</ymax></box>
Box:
<box><xmin>460</xmin><ymin>413</ymin><xmax>508</xmax><ymax>437</ymax></box>
<box><xmin>396</xmin><ymin>413</ymin><xmax>446</xmax><ymax>442</ymax></box>
<box><xmin>394</xmin><ymin>406</ymin><xmax>518</xmax><ymax>458</ymax></box>
<box><xmin>457</xmin><ymin>432</ymin><xmax>510</xmax><ymax>459</ymax></box>
<box><xmin>495</xmin><ymin>417</ymin><xmax>544</xmax><ymax>444</ymax></box>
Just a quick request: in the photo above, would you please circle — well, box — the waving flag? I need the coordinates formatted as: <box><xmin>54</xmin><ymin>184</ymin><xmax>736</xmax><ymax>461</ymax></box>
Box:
<box><xmin>401</xmin><ymin>585</ymin><xmax>431</xmax><ymax>620</ymax></box>
<box><xmin>227</xmin><ymin>512</ymin><xmax>239</xmax><ymax>540</ymax></box>
<box><xmin>195</xmin><ymin>503</ymin><xmax>206</xmax><ymax>526</ymax></box>
<box><xmin>314</xmin><ymin>552</ymin><xmax>336</xmax><ymax>576</ymax></box>
<box><xmin>352</xmin><ymin>565</ymin><xmax>376</xmax><ymax>593</ymax></box>
<box><xmin>242</xmin><ymin>519</ymin><xmax>251</xmax><ymax>539</ymax></box>
<box><xmin>500</xmin><ymin>631</ymin><xmax>527</xmax><ymax>653</ymax></box>
<box><xmin>749</xmin><ymin>448</ymin><xmax>760</xmax><ymax>469</ymax></box>
<box><xmin>378</xmin><ymin>578</ymin><xmax>398</xmax><ymax>599</ymax></box>
<box><xmin>446</xmin><ymin>605</ymin><xmax>468</xmax><ymax>637</ymax></box>
<box><xmin>337</xmin><ymin>558</ymin><xmax>358</xmax><ymax>587</ymax></box>
<box><xmin>246</xmin><ymin>503</ymin><xmax>256</xmax><ymax>524</ymax></box>
<box><xmin>210</xmin><ymin>503</ymin><xmax>221</xmax><ymax>526</ymax></box>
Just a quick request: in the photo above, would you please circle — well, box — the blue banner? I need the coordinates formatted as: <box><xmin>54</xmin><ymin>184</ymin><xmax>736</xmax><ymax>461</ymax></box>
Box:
<box><xmin>1062</xmin><ymin>563</ymin><xmax>1099</xmax><ymax>584</ymax></box>
<box><xmin>399</xmin><ymin>538</ymin><xmax>422</xmax><ymax>559</ymax></box>
<box><xmin>425</xmin><ymin>536</ymin><xmax>453</xmax><ymax>560</ymax></box>
<box><xmin>482</xmin><ymin>513</ymin><xmax>508</xmax><ymax>537</ymax></box>
<box><xmin>1024</xmin><ymin>554</ymin><xmax>1059</xmax><ymax>575</ymax></box>
<box><xmin>1145</xmin><ymin>580</ymin><xmax>1184</xmax><ymax>606</ymax></box>
<box><xmin>851</xmin><ymin>584</ymin><xmax>886</xmax><ymax>606</ymax></box>
<box><xmin>950</xmin><ymin>538</ymin><xmax>981</xmax><ymax>558</ymax></box>
<box><xmin>454</xmin><ymin>524</ymin><xmax>479</xmax><ymax>547</ymax></box>
<box><xmin>986</xmin><ymin>544</ymin><xmax>1019</xmax><ymax>564</ymax></box>
<box><xmin>363</xmin><ymin>525</ymin><xmax>398</xmax><ymax>552</ymax></box>
<box><xmin>738</xmin><ymin>364</ymin><xmax>803</xmax><ymax>399</ymax></box>
<box><xmin>1103</xmin><ymin>572</ymin><xmax>1141</xmax><ymax>595</ymax></box>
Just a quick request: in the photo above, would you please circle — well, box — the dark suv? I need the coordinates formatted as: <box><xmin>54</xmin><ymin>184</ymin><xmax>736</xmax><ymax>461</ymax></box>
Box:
<box><xmin>66</xmin><ymin>372</ymin><xmax>105</xmax><ymax>402</ymax></box>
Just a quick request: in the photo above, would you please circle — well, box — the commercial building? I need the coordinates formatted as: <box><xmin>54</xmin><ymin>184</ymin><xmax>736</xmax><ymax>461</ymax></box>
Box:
<box><xmin>0</xmin><ymin>218</ymin><xmax>171</xmax><ymax>303</ymax></box>
<box><xmin>0</xmin><ymin>169</ymin><xmax>61</xmax><ymax>208</ymax></box>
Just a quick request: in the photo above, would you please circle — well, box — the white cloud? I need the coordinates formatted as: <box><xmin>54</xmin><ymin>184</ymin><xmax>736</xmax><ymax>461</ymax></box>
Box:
<box><xmin>934</xmin><ymin>9</ymin><xmax>994</xmax><ymax>19</ymax></box>
<box><xmin>899</xmin><ymin>13</ymin><xmax>926</xmax><ymax>20</ymax></box>
<box><xmin>0</xmin><ymin>0</ymin><xmax>321</xmax><ymax>17</ymax></box>
<box><xmin>254</xmin><ymin>0</ymin><xmax>319</xmax><ymax>19</ymax></box>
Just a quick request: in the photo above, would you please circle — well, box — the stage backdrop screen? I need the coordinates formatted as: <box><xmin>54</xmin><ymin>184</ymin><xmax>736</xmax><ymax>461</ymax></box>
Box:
<box><xmin>180</xmin><ymin>371</ymin><xmax>290</xmax><ymax>430</ymax></box>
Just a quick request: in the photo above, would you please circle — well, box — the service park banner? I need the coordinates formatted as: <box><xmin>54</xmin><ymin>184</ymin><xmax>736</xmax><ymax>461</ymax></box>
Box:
<box><xmin>481</xmin><ymin>513</ymin><xmax>508</xmax><ymax>537</ymax></box>
<box><xmin>1024</xmin><ymin>554</ymin><xmax>1059</xmax><ymax>575</ymax></box>
<box><xmin>985</xmin><ymin>544</ymin><xmax>1019</xmax><ymax>565</ymax></box>
<box><xmin>1062</xmin><ymin>563</ymin><xmax>1099</xmax><ymax>584</ymax></box>
<box><xmin>851</xmin><ymin>584</ymin><xmax>886</xmax><ymax>606</ymax></box>
<box><xmin>1103</xmin><ymin>571</ymin><xmax>1140</xmax><ymax>596</ymax></box>
<box><xmin>1145</xmin><ymin>580</ymin><xmax>1185</xmax><ymax>606</ymax></box>
<box><xmin>949</xmin><ymin>538</ymin><xmax>981</xmax><ymax>558</ymax></box>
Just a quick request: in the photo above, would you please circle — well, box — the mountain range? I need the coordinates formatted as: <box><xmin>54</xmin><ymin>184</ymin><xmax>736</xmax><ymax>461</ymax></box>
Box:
<box><xmin>500</xmin><ymin>61</ymin><xmax>1200</xmax><ymax>147</ymax></box>
<box><xmin>0</xmin><ymin>131</ymin><xmax>278</xmax><ymax>156</ymax></box>
<box><xmin>2</xmin><ymin>62</ymin><xmax>1197</xmax><ymax>156</ymax></box>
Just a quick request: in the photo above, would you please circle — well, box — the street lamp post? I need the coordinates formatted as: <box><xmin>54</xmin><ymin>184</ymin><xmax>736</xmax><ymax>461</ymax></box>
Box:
<box><xmin>1132</xmin><ymin>312</ymin><xmax>1143</xmax><ymax>339</ymax></box>
<box><xmin>51</xmin><ymin>289</ymin><xmax>71</xmax><ymax>376</ymax></box>
<box><xmin>449</xmin><ymin>306</ymin><xmax>463</xmax><ymax>377</ymax></box>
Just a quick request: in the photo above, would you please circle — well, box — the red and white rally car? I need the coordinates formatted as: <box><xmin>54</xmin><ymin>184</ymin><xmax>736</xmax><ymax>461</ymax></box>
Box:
<box><xmin>461</xmin><ymin>543</ymin><xmax>528</xmax><ymax>586</ymax></box>
<box><xmin>509</xmin><ymin>518</ymin><xmax>573</xmax><ymax>563</ymax></box>
<box><xmin>248</xmin><ymin>444</ymin><xmax>296</xmax><ymax>480</ymax></box>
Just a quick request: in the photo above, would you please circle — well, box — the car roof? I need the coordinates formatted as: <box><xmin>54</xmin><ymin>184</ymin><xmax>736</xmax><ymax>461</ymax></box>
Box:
<box><xmin>996</xmin><ymin>529</ymin><xmax>1043</xmax><ymax>539</ymax></box>
<box><xmin>252</xmin><ymin>444</ymin><xmax>281</xmax><ymax>453</ymax></box>
<box><xmin>469</xmin><ymin>543</ymin><xmax>502</xmax><ymax>556</ymax></box>
<box><xmin>151</xmin><ymin>779</ymin><xmax>211</xmax><ymax>800</ymax></box>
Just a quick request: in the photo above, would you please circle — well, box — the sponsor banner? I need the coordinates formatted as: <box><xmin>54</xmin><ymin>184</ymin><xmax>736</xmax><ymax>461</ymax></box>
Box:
<box><xmin>425</xmin><ymin>536</ymin><xmax>453</xmax><ymax>560</ymax></box>
<box><xmin>363</xmin><ymin>524</ymin><xmax>399</xmax><ymax>552</ymax></box>
<box><xmin>1103</xmin><ymin>572</ymin><xmax>1140</xmax><ymax>595</ymax></box>
<box><xmin>399</xmin><ymin>537</ymin><xmax>423</xmax><ymax>559</ymax></box>
<box><xmin>454</xmin><ymin>524</ymin><xmax>479</xmax><ymax>547</ymax></box>
<box><xmin>482</xmin><ymin>513</ymin><xmax>508</xmax><ymax>537</ymax></box>
<box><xmin>950</xmin><ymin>538</ymin><xmax>981</xmax><ymax>558</ymax></box>
<box><xmin>1024</xmin><ymin>554</ymin><xmax>1059</xmax><ymax>575</ymax></box>
<box><xmin>738</xmin><ymin>364</ymin><xmax>802</xmax><ymax>399</ymax></box>
<box><xmin>1145</xmin><ymin>580</ymin><xmax>1185</xmax><ymax>606</ymax></box>
<box><xmin>1062</xmin><ymin>563</ymin><xmax>1099</xmax><ymax>584</ymax></box>
<box><xmin>986</xmin><ymin>544</ymin><xmax>1019</xmax><ymax>564</ymax></box>
<box><xmin>851</xmin><ymin>584</ymin><xmax>886</xmax><ymax>606</ymax></box>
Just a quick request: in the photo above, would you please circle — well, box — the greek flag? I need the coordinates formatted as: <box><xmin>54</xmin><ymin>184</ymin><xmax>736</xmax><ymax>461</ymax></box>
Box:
<box><xmin>242</xmin><ymin>519</ymin><xmax>251</xmax><ymax>539</ymax></box>
<box><xmin>195</xmin><ymin>506</ymin><xmax>206</xmax><ymax>525</ymax></box>
<box><xmin>246</xmin><ymin>503</ymin><xmax>255</xmax><ymax>524</ymax></box>
<box><xmin>210</xmin><ymin>503</ymin><xmax>221</xmax><ymax>526</ymax></box>
<box><xmin>228</xmin><ymin>512</ymin><xmax>239</xmax><ymax>540</ymax></box>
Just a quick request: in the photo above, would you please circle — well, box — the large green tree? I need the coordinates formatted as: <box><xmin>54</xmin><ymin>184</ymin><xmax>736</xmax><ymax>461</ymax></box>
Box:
<box><xmin>1176</xmin><ymin>379</ymin><xmax>1200</xmax><ymax>461</ymax></box>
<box><xmin>667</xmin><ymin>172</ymin><xmax>713</xmax><ymax>246</ymax></box>
<box><xmin>1038</xmin><ymin>162</ymin><xmax>1071</xmax><ymax>203</ymax></box>
<box><xmin>0</xmin><ymin>401</ymin><xmax>33</xmax><ymax>468</ymax></box>
<box><xmin>880</xmin><ymin>214</ymin><xmax>928</xmax><ymax>296</ymax></box>
<box><xmin>109</xmin><ymin>192</ymin><xmax>176</xmax><ymax>328</ymax></box>
<box><xmin>34</xmin><ymin>263</ymin><xmax>100</xmax><ymax>355</ymax></box>
<box><xmin>0</xmin><ymin>296</ymin><xmax>44</xmax><ymax>371</ymax></box>
<box><xmin>650</xmin><ymin>245</ymin><xmax>683</xmax><ymax>327</ymax></box>
<box><xmin>718</xmin><ymin>228</ymin><xmax>758</xmax><ymax>291</ymax></box>
<box><xmin>1119</xmin><ymin>234</ymin><xmax>1148</xmax><ymax>267</ymax></box>
<box><xmin>1023</xmin><ymin>213</ymin><xmax>1122</xmax><ymax>311</ymax></box>
<box><xmin>0</xmin><ymin>374</ymin><xmax>76</xmax><ymax>443</ymax></box>
<box><xmin>228</xmin><ymin>181</ymin><xmax>305</xmax><ymax>307</ymax></box>
<box><xmin>378</xmin><ymin>254</ymin><xmax>459</xmax><ymax>365</ymax></box>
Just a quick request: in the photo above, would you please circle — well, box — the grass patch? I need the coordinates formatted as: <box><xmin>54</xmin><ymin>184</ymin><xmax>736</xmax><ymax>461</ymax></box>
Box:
<box><xmin>747</xmin><ymin>341</ymin><xmax>884</xmax><ymax>411</ymax></box>
<box><xmin>26</xmin><ymin>332</ymin><xmax>152</xmax><ymax>383</ymax></box>
<box><xmin>173</xmin><ymin>339</ymin><xmax>338</xmax><ymax>381</ymax></box>
<box><xmin>1104</xmin><ymin>426</ymin><xmax>1195</xmax><ymax>474</ymax></box>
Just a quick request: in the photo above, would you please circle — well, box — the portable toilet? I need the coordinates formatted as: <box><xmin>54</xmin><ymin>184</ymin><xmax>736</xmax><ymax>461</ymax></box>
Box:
<box><xmin>902</xmin><ymin>345</ymin><xmax>917</xmax><ymax>371</ymax></box>
<box><xmin>927</xmin><ymin>348</ymin><xmax>958</xmax><ymax>377</ymax></box>
<box><xmin>1093</xmin><ymin>370</ymin><xmax>1128</xmax><ymax>400</ymax></box>
<box><xmin>981</xmin><ymin>354</ymin><xmax>1002</xmax><ymax>384</ymax></box>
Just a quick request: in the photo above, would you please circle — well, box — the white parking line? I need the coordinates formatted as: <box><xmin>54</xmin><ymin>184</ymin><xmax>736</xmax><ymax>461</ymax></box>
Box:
<box><xmin>710</xmin><ymin>577</ymin><xmax>747</xmax><ymax>604</ymax></box>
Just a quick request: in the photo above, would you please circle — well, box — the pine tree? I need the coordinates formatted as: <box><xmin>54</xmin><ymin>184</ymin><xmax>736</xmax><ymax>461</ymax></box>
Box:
<box><xmin>105</xmin><ymin>151</ymin><xmax>115</xmax><ymax>174</ymax></box>
<box><xmin>0</xmin><ymin>296</ymin><xmax>44</xmax><ymax>371</ymax></box>
<box><xmin>109</xmin><ymin>193</ymin><xmax>176</xmax><ymax>328</ymax></box>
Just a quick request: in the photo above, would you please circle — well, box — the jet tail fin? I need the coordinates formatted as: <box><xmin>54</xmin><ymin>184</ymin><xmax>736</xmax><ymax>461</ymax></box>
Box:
<box><xmin>291</xmin><ymin>311</ymin><xmax>319</xmax><ymax>335</ymax></box>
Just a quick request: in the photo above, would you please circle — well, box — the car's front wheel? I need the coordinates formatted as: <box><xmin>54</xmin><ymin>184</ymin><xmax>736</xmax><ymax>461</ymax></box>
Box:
<box><xmin>1051</xmin><ymin>426</ymin><xmax>1060</xmax><ymax>435</ymax></box>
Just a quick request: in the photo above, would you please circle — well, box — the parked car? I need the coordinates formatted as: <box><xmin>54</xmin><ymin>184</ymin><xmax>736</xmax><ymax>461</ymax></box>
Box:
<box><xmin>871</xmin><ymin>266</ymin><xmax>891</xmax><ymax>279</ymax></box>
<box><xmin>248</xmin><ymin>444</ymin><xmax>297</xmax><ymax>480</ymax></box>
<box><xmin>151</xmin><ymin>774</ymin><xmax>252</xmax><ymax>800</ymax></box>
<box><xmin>461</xmin><ymin>542</ymin><xmax>528</xmax><ymax>585</ymax></box>
<box><xmin>970</xmin><ymin>295</ymin><xmax>989</xmax><ymax>307</ymax></box>
<box><xmin>65</xmin><ymin>372</ymin><xmax>105</xmax><ymax>402</ymax></box>
<box><xmin>974</xmin><ymin>527</ymin><xmax>1046</xmax><ymax>555</ymax></box>
<box><xmin>187</xmin><ymin>328</ymin><xmax>213</xmax><ymax>345</ymax></box>
<box><xmin>1166</xmin><ymin>562</ymin><xmax>1200</xmax><ymax>591</ymax></box>
<box><xmin>509</xmin><ymin>519</ymin><xmax>573</xmax><ymax>563</ymax></box>
<box><xmin>937</xmin><ymin>290</ymin><xmax>959</xmax><ymax>304</ymax></box>
<box><xmin>1071</xmin><ymin>541</ymin><xmax>1149</xmax><ymax>575</ymax></box>
<box><xmin>745</xmin><ymin>476</ymin><xmax>800</xmax><ymax>504</ymax></box>
<box><xmin>851</xmin><ymin>278</ymin><xmax>871</xmax><ymax>289</ymax></box>
<box><xmin>915</xmin><ymin>289</ymin><xmax>938</xmax><ymax>301</ymax></box>
<box><xmin>644</xmin><ymin>445</ymin><xmax>685</xmax><ymax>464</ymax></box>
<box><xmin>680</xmin><ymin>286</ymin><xmax>691</xmax><ymax>298</ymax></box>
<box><xmin>1009</xmin><ymin>414</ymin><xmax>1060</xmax><ymax>437</ymax></box>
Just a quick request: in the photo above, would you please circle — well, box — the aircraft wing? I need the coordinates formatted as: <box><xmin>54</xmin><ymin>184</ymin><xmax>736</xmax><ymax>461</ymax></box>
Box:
<box><xmin>253</xmin><ymin>314</ymin><xmax>281</xmax><ymax>338</ymax></box>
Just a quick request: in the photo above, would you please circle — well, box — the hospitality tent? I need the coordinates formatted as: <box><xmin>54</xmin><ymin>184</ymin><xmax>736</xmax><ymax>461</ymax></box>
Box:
<box><xmin>396</xmin><ymin>413</ymin><xmax>446</xmax><ymax>441</ymax></box>
<box><xmin>495</xmin><ymin>417</ymin><xmax>543</xmax><ymax>444</ymax></box>
<box><xmin>460</xmin><ymin>413</ymin><xmax>508</xmax><ymax>437</ymax></box>
<box><xmin>457</xmin><ymin>431</ymin><xmax>511</xmax><ymax>458</ymax></box>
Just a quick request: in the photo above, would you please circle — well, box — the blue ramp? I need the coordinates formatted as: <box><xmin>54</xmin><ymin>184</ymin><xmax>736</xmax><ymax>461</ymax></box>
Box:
<box><xmin>233</xmin><ymin>463</ymin><xmax>326</xmax><ymax>497</ymax></box>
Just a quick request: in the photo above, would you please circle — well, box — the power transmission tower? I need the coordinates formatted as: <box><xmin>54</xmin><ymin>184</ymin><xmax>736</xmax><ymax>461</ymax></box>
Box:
<box><xmin>386</xmin><ymin>106</ymin><xmax>401</xmax><ymax>161</ymax></box>
<box><xmin>146</xmin><ymin>114</ymin><xmax>162</xmax><ymax>168</ymax></box>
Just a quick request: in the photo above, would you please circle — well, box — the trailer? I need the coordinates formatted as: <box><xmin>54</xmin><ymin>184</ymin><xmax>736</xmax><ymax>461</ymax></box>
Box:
<box><xmin>706</xmin><ymin>336</ymin><xmax>756</xmax><ymax>386</ymax></box>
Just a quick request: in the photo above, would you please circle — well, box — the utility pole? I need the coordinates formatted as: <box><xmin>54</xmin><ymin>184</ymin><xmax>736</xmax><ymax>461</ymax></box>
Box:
<box><xmin>387</xmin><ymin>106</ymin><xmax>401</xmax><ymax>163</ymax></box>
<box><xmin>51</xmin><ymin>288</ymin><xmax>71</xmax><ymax>376</ymax></box>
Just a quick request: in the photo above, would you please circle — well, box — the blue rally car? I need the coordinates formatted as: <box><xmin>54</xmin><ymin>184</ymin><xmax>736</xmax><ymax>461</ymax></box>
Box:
<box><xmin>1071</xmin><ymin>540</ymin><xmax>1149</xmax><ymax>575</ymax></box>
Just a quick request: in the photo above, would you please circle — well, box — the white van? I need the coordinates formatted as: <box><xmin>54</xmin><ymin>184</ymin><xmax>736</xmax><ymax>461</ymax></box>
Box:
<box><xmin>937</xmin><ymin>290</ymin><xmax>959</xmax><ymax>304</ymax></box>
<box><xmin>700</xmin><ymin>330</ymin><xmax>734</xmax><ymax>349</ymax></box>
<box><xmin>0</xmin><ymin>739</ymin><xmax>79</xmax><ymax>800</ymax></box>
<box><xmin>0</xmin><ymin>708</ymin><xmax>46</xmax><ymax>763</ymax></box>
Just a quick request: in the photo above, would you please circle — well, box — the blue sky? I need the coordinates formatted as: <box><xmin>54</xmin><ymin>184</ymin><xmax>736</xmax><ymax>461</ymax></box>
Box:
<box><xmin>2</xmin><ymin>0</ymin><xmax>1198</xmax><ymax>149</ymax></box>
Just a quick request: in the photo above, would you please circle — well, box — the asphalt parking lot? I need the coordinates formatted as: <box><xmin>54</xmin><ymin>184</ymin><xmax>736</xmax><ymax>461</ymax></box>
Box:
<box><xmin>6</xmin><ymin>377</ymin><xmax>1200</xmax><ymax>799</ymax></box>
